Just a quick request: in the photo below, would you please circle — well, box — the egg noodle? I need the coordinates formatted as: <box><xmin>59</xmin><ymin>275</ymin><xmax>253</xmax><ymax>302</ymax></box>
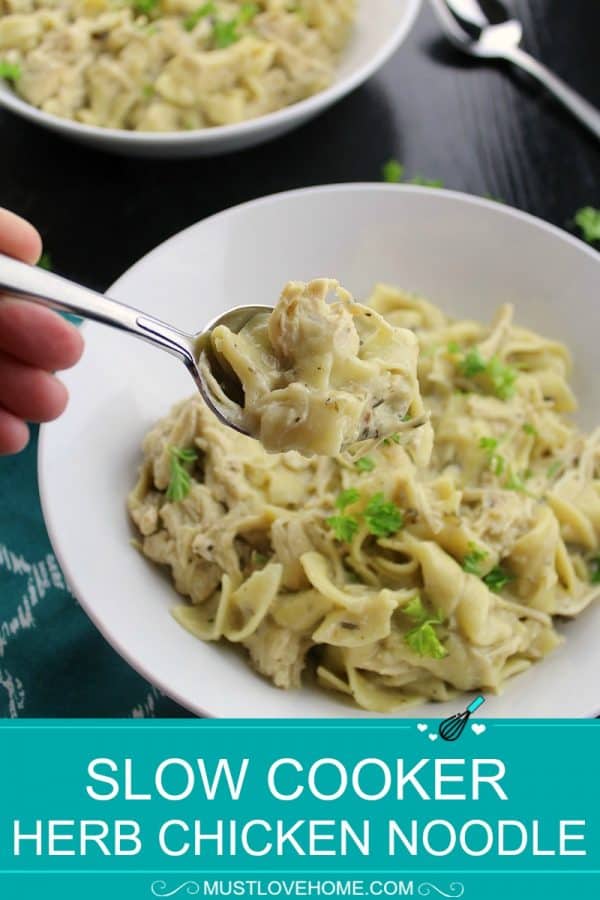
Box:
<box><xmin>0</xmin><ymin>0</ymin><xmax>354</xmax><ymax>131</ymax></box>
<box><xmin>204</xmin><ymin>278</ymin><xmax>430</xmax><ymax>457</ymax></box>
<box><xmin>128</xmin><ymin>283</ymin><xmax>600</xmax><ymax>712</ymax></box>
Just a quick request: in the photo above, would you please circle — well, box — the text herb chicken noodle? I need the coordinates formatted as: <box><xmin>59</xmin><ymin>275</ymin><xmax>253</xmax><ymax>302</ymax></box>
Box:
<box><xmin>128</xmin><ymin>283</ymin><xmax>600</xmax><ymax>713</ymax></box>
<box><xmin>0</xmin><ymin>0</ymin><xmax>355</xmax><ymax>131</ymax></box>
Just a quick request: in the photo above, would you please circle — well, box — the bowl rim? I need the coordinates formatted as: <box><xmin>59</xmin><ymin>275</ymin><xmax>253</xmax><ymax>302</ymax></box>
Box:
<box><xmin>0</xmin><ymin>0</ymin><xmax>422</xmax><ymax>145</ymax></box>
<box><xmin>38</xmin><ymin>182</ymin><xmax>600</xmax><ymax>718</ymax></box>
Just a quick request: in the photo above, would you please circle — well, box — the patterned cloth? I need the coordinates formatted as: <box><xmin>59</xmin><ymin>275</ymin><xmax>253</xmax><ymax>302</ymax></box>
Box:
<box><xmin>0</xmin><ymin>425</ymin><xmax>188</xmax><ymax>718</ymax></box>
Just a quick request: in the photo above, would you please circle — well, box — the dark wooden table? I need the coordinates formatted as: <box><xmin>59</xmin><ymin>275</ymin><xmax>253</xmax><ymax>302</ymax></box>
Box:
<box><xmin>1</xmin><ymin>0</ymin><xmax>598</xmax><ymax>717</ymax></box>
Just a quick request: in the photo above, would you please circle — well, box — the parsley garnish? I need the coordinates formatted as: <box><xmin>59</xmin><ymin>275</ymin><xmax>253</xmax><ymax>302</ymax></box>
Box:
<box><xmin>166</xmin><ymin>446</ymin><xmax>198</xmax><ymax>501</ymax></box>
<box><xmin>403</xmin><ymin>595</ymin><xmax>447</xmax><ymax>659</ymax></box>
<box><xmin>0</xmin><ymin>60</ymin><xmax>21</xmax><ymax>82</ymax></box>
<box><xmin>546</xmin><ymin>459</ymin><xmax>563</xmax><ymax>480</ymax></box>
<box><xmin>251</xmin><ymin>551</ymin><xmax>269</xmax><ymax>568</ymax></box>
<box><xmin>574</xmin><ymin>207</ymin><xmax>600</xmax><ymax>245</ymax></box>
<box><xmin>364</xmin><ymin>493</ymin><xmax>404</xmax><ymax>537</ymax></box>
<box><xmin>336</xmin><ymin>488</ymin><xmax>360</xmax><ymax>511</ymax></box>
<box><xmin>409</xmin><ymin>175</ymin><xmax>444</xmax><ymax>188</ymax></box>
<box><xmin>479</xmin><ymin>436</ymin><xmax>505</xmax><ymax>476</ymax></box>
<box><xmin>487</xmin><ymin>356</ymin><xmax>517</xmax><ymax>400</ymax></box>
<box><xmin>382</xmin><ymin>159</ymin><xmax>404</xmax><ymax>183</ymax></box>
<box><xmin>213</xmin><ymin>2</ymin><xmax>258</xmax><ymax>47</ymax></box>
<box><xmin>327</xmin><ymin>515</ymin><xmax>358</xmax><ymax>543</ymax></box>
<box><xmin>354</xmin><ymin>456</ymin><xmax>375</xmax><ymax>473</ymax></box>
<box><xmin>447</xmin><ymin>341</ymin><xmax>461</xmax><ymax>354</ymax></box>
<box><xmin>183</xmin><ymin>1</ymin><xmax>216</xmax><ymax>30</ymax></box>
<box><xmin>463</xmin><ymin>542</ymin><xmax>488</xmax><ymax>575</ymax></box>
<box><xmin>504</xmin><ymin>468</ymin><xmax>527</xmax><ymax>492</ymax></box>
<box><xmin>134</xmin><ymin>0</ymin><xmax>159</xmax><ymax>14</ymax></box>
<box><xmin>37</xmin><ymin>252</ymin><xmax>52</xmax><ymax>271</ymax></box>
<box><xmin>460</xmin><ymin>348</ymin><xmax>487</xmax><ymax>377</ymax></box>
<box><xmin>383</xmin><ymin>432</ymin><xmax>402</xmax><ymax>446</ymax></box>
<box><xmin>458</xmin><ymin>349</ymin><xmax>517</xmax><ymax>399</ymax></box>
<box><xmin>482</xmin><ymin>565</ymin><xmax>513</xmax><ymax>593</ymax></box>
<box><xmin>588</xmin><ymin>556</ymin><xmax>600</xmax><ymax>584</ymax></box>
<box><xmin>522</xmin><ymin>422</ymin><xmax>537</xmax><ymax>436</ymax></box>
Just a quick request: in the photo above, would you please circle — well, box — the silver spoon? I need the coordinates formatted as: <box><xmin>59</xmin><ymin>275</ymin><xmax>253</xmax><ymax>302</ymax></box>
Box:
<box><xmin>0</xmin><ymin>251</ymin><xmax>271</xmax><ymax>435</ymax></box>
<box><xmin>430</xmin><ymin>0</ymin><xmax>600</xmax><ymax>141</ymax></box>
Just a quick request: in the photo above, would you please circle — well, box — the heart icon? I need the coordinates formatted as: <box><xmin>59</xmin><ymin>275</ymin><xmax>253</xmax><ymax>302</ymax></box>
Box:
<box><xmin>417</xmin><ymin>723</ymin><xmax>428</xmax><ymax>732</ymax></box>
<box><xmin>428</xmin><ymin>733</ymin><xmax>438</xmax><ymax>741</ymax></box>
<box><xmin>472</xmin><ymin>723</ymin><xmax>486</xmax><ymax>735</ymax></box>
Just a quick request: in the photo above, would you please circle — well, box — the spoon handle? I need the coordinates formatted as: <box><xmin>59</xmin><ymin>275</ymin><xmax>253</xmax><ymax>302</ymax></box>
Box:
<box><xmin>0</xmin><ymin>252</ymin><xmax>196</xmax><ymax>367</ymax></box>
<box><xmin>504</xmin><ymin>46</ymin><xmax>600</xmax><ymax>141</ymax></box>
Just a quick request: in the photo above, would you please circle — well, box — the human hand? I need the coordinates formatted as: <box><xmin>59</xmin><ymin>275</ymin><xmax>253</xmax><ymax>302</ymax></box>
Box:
<box><xmin>0</xmin><ymin>209</ymin><xmax>84</xmax><ymax>455</ymax></box>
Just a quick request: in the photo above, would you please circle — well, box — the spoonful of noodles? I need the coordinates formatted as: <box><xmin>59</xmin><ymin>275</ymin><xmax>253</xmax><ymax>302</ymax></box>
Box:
<box><xmin>0</xmin><ymin>258</ymin><xmax>429</xmax><ymax>458</ymax></box>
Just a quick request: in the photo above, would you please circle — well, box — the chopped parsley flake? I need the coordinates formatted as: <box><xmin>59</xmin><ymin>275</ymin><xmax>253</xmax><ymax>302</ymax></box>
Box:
<box><xmin>522</xmin><ymin>422</ymin><xmax>537</xmax><ymax>436</ymax></box>
<box><xmin>447</xmin><ymin>341</ymin><xmax>461</xmax><ymax>354</ymax></box>
<box><xmin>382</xmin><ymin>159</ymin><xmax>404</xmax><ymax>183</ymax></box>
<box><xmin>487</xmin><ymin>356</ymin><xmax>517</xmax><ymax>400</ymax></box>
<box><xmin>574</xmin><ymin>207</ymin><xmax>600</xmax><ymax>244</ymax></box>
<box><xmin>383</xmin><ymin>432</ymin><xmax>402</xmax><ymax>446</ymax></box>
<box><xmin>166</xmin><ymin>446</ymin><xmax>198</xmax><ymax>502</ymax></box>
<box><xmin>354</xmin><ymin>456</ymin><xmax>375</xmax><ymax>473</ymax></box>
<box><xmin>546</xmin><ymin>459</ymin><xmax>563</xmax><ymax>479</ymax></box>
<box><xmin>403</xmin><ymin>595</ymin><xmax>447</xmax><ymax>659</ymax></box>
<box><xmin>463</xmin><ymin>543</ymin><xmax>488</xmax><ymax>575</ymax></box>
<box><xmin>134</xmin><ymin>0</ymin><xmax>159</xmax><ymax>14</ymax></box>
<box><xmin>504</xmin><ymin>469</ymin><xmax>527</xmax><ymax>492</ymax></box>
<box><xmin>482</xmin><ymin>565</ymin><xmax>513</xmax><ymax>593</ymax></box>
<box><xmin>588</xmin><ymin>556</ymin><xmax>600</xmax><ymax>584</ymax></box>
<box><xmin>183</xmin><ymin>2</ymin><xmax>216</xmax><ymax>31</ymax></box>
<box><xmin>213</xmin><ymin>2</ymin><xmax>258</xmax><ymax>47</ymax></box>
<box><xmin>479</xmin><ymin>436</ymin><xmax>505</xmax><ymax>476</ymax></box>
<box><xmin>409</xmin><ymin>175</ymin><xmax>444</xmax><ymax>188</ymax></box>
<box><xmin>458</xmin><ymin>349</ymin><xmax>517</xmax><ymax>399</ymax></box>
<box><xmin>336</xmin><ymin>488</ymin><xmax>360</xmax><ymax>511</ymax></box>
<box><xmin>327</xmin><ymin>515</ymin><xmax>359</xmax><ymax>543</ymax></box>
<box><xmin>364</xmin><ymin>493</ymin><xmax>404</xmax><ymax>537</ymax></box>
<box><xmin>0</xmin><ymin>60</ymin><xmax>21</xmax><ymax>82</ymax></box>
<box><xmin>460</xmin><ymin>348</ymin><xmax>487</xmax><ymax>377</ymax></box>
<box><xmin>37</xmin><ymin>251</ymin><xmax>52</xmax><ymax>271</ymax></box>
<box><xmin>251</xmin><ymin>551</ymin><xmax>269</xmax><ymax>568</ymax></box>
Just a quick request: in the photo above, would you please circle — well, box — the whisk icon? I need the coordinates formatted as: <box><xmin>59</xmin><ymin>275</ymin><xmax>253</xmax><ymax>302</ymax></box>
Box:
<box><xmin>438</xmin><ymin>695</ymin><xmax>486</xmax><ymax>742</ymax></box>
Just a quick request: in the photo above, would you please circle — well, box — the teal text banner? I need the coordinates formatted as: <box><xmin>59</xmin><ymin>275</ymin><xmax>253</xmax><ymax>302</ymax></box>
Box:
<box><xmin>0</xmin><ymin>719</ymin><xmax>598</xmax><ymax>900</ymax></box>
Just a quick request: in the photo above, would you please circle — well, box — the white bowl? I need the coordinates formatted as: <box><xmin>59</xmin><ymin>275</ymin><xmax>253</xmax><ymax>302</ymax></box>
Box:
<box><xmin>0</xmin><ymin>0</ymin><xmax>421</xmax><ymax>158</ymax></box>
<box><xmin>39</xmin><ymin>185</ymin><xmax>600</xmax><ymax>718</ymax></box>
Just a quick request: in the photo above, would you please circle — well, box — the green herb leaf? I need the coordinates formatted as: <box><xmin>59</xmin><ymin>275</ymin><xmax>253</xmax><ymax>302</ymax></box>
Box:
<box><xmin>460</xmin><ymin>348</ymin><xmax>487</xmax><ymax>377</ymax></box>
<box><xmin>403</xmin><ymin>594</ymin><xmax>427</xmax><ymax>622</ymax></box>
<box><xmin>574</xmin><ymin>207</ymin><xmax>600</xmax><ymax>245</ymax></box>
<box><xmin>447</xmin><ymin>341</ymin><xmax>460</xmax><ymax>354</ymax></box>
<box><xmin>354</xmin><ymin>456</ymin><xmax>375</xmax><ymax>473</ymax></box>
<box><xmin>482</xmin><ymin>565</ymin><xmax>513</xmax><ymax>593</ymax></box>
<box><xmin>382</xmin><ymin>159</ymin><xmax>404</xmax><ymax>183</ymax></box>
<box><xmin>364</xmin><ymin>493</ymin><xmax>404</xmax><ymax>537</ymax></box>
<box><xmin>0</xmin><ymin>60</ymin><xmax>21</xmax><ymax>82</ymax></box>
<box><xmin>588</xmin><ymin>556</ymin><xmax>600</xmax><ymax>584</ymax></box>
<box><xmin>479</xmin><ymin>436</ymin><xmax>498</xmax><ymax>452</ymax></box>
<box><xmin>183</xmin><ymin>2</ymin><xmax>216</xmax><ymax>31</ymax></box>
<box><xmin>505</xmin><ymin>469</ymin><xmax>527</xmax><ymax>492</ymax></box>
<box><xmin>383</xmin><ymin>432</ymin><xmax>402</xmax><ymax>446</ymax></box>
<box><xmin>336</xmin><ymin>488</ymin><xmax>360</xmax><ymax>511</ymax></box>
<box><xmin>522</xmin><ymin>422</ymin><xmax>537</xmax><ymax>436</ymax></box>
<box><xmin>409</xmin><ymin>175</ymin><xmax>444</xmax><ymax>188</ymax></box>
<box><xmin>213</xmin><ymin>18</ymin><xmax>239</xmax><ymax>46</ymax></box>
<box><xmin>238</xmin><ymin>1</ymin><xmax>259</xmax><ymax>24</ymax></box>
<box><xmin>479</xmin><ymin>436</ymin><xmax>505</xmax><ymax>475</ymax></box>
<box><xmin>462</xmin><ymin>542</ymin><xmax>488</xmax><ymax>575</ymax></box>
<box><xmin>251</xmin><ymin>551</ymin><xmax>269</xmax><ymax>568</ymax></box>
<box><xmin>37</xmin><ymin>251</ymin><xmax>52</xmax><ymax>271</ymax></box>
<box><xmin>166</xmin><ymin>446</ymin><xmax>198</xmax><ymax>502</ymax></box>
<box><xmin>546</xmin><ymin>459</ymin><xmax>563</xmax><ymax>480</ymax></box>
<box><xmin>486</xmin><ymin>356</ymin><xmax>517</xmax><ymax>400</ymax></box>
<box><xmin>405</xmin><ymin>621</ymin><xmax>448</xmax><ymax>659</ymax></box>
<box><xmin>133</xmin><ymin>0</ymin><xmax>159</xmax><ymax>14</ymax></box>
<box><xmin>327</xmin><ymin>514</ymin><xmax>359</xmax><ymax>543</ymax></box>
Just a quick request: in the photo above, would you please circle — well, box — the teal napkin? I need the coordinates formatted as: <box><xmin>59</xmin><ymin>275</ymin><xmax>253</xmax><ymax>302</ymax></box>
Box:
<box><xmin>0</xmin><ymin>426</ymin><xmax>187</xmax><ymax>718</ymax></box>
